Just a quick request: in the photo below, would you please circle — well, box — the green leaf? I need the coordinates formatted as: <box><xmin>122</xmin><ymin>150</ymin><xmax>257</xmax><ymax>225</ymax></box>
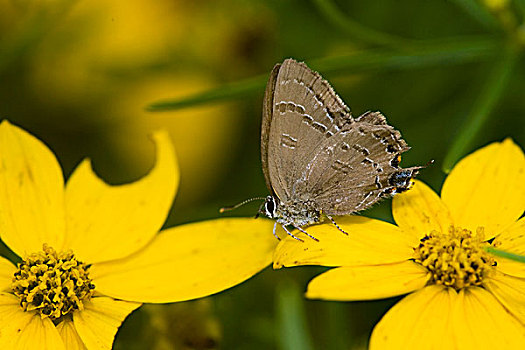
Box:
<box><xmin>276</xmin><ymin>281</ymin><xmax>314</xmax><ymax>350</ymax></box>
<box><xmin>485</xmin><ymin>246</ymin><xmax>525</xmax><ymax>263</ymax></box>
<box><xmin>147</xmin><ymin>37</ymin><xmax>499</xmax><ymax>112</ymax></box>
<box><xmin>442</xmin><ymin>45</ymin><xmax>519</xmax><ymax>173</ymax></box>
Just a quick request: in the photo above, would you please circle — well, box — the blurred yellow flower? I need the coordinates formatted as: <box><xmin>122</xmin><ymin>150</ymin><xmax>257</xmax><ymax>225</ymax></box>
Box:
<box><xmin>107</xmin><ymin>74</ymin><xmax>242</xmax><ymax>207</ymax></box>
<box><xmin>483</xmin><ymin>0</ymin><xmax>510</xmax><ymax>11</ymax></box>
<box><xmin>24</xmin><ymin>0</ymin><xmax>250</xmax><ymax>205</ymax></box>
<box><xmin>0</xmin><ymin>121</ymin><xmax>276</xmax><ymax>349</ymax></box>
<box><xmin>274</xmin><ymin>139</ymin><xmax>525</xmax><ymax>349</ymax></box>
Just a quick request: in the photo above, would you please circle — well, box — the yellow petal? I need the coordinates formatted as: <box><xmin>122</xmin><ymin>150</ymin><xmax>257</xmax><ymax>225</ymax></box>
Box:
<box><xmin>0</xmin><ymin>293</ymin><xmax>65</xmax><ymax>350</ymax></box>
<box><xmin>0</xmin><ymin>256</ymin><xmax>16</xmax><ymax>292</ymax></box>
<box><xmin>493</xmin><ymin>216</ymin><xmax>525</xmax><ymax>255</ymax></box>
<box><xmin>55</xmin><ymin>320</ymin><xmax>87</xmax><ymax>350</ymax></box>
<box><xmin>65</xmin><ymin>131</ymin><xmax>179</xmax><ymax>263</ymax></box>
<box><xmin>273</xmin><ymin>216</ymin><xmax>414</xmax><ymax>269</ymax></box>
<box><xmin>392</xmin><ymin>180</ymin><xmax>453</xmax><ymax>238</ymax></box>
<box><xmin>370</xmin><ymin>285</ymin><xmax>457</xmax><ymax>350</ymax></box>
<box><xmin>90</xmin><ymin>218</ymin><xmax>277</xmax><ymax>303</ymax></box>
<box><xmin>492</xmin><ymin>217</ymin><xmax>525</xmax><ymax>277</ymax></box>
<box><xmin>73</xmin><ymin>297</ymin><xmax>140</xmax><ymax>350</ymax></box>
<box><xmin>453</xmin><ymin>287</ymin><xmax>525</xmax><ymax>349</ymax></box>
<box><xmin>0</xmin><ymin>121</ymin><xmax>65</xmax><ymax>258</ymax></box>
<box><xmin>496</xmin><ymin>259</ymin><xmax>525</xmax><ymax>278</ymax></box>
<box><xmin>306</xmin><ymin>261</ymin><xmax>430</xmax><ymax>301</ymax></box>
<box><xmin>441</xmin><ymin>139</ymin><xmax>525</xmax><ymax>238</ymax></box>
<box><xmin>483</xmin><ymin>272</ymin><xmax>525</xmax><ymax>324</ymax></box>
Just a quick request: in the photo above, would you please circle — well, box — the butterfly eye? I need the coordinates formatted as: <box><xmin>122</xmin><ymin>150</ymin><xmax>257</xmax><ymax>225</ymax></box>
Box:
<box><xmin>264</xmin><ymin>196</ymin><xmax>276</xmax><ymax>218</ymax></box>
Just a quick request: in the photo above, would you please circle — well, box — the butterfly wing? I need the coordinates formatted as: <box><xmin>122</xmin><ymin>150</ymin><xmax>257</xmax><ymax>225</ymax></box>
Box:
<box><xmin>261</xmin><ymin>58</ymin><xmax>353</xmax><ymax>201</ymax></box>
<box><xmin>297</xmin><ymin>111</ymin><xmax>420</xmax><ymax>215</ymax></box>
<box><xmin>261</xmin><ymin>62</ymin><xmax>280</xmax><ymax>195</ymax></box>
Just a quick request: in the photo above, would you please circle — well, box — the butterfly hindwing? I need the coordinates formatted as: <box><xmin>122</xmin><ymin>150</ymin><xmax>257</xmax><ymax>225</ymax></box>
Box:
<box><xmin>295</xmin><ymin>112</ymin><xmax>417</xmax><ymax>215</ymax></box>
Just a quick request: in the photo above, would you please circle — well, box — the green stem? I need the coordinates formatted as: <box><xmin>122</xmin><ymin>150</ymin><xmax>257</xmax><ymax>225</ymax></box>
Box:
<box><xmin>485</xmin><ymin>246</ymin><xmax>525</xmax><ymax>263</ymax></box>
<box><xmin>276</xmin><ymin>281</ymin><xmax>314</xmax><ymax>350</ymax></box>
<box><xmin>450</xmin><ymin>0</ymin><xmax>500</xmax><ymax>30</ymax></box>
<box><xmin>147</xmin><ymin>36</ymin><xmax>498</xmax><ymax>112</ymax></box>
<box><xmin>311</xmin><ymin>0</ymin><xmax>413</xmax><ymax>48</ymax></box>
<box><xmin>442</xmin><ymin>45</ymin><xmax>519</xmax><ymax>173</ymax></box>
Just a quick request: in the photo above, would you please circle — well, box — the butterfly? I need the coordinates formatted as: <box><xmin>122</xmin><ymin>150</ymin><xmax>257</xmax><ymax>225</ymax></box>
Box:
<box><xmin>224</xmin><ymin>58</ymin><xmax>425</xmax><ymax>242</ymax></box>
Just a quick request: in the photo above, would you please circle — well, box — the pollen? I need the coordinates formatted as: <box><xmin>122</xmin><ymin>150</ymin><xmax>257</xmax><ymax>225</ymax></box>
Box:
<box><xmin>11</xmin><ymin>244</ymin><xmax>95</xmax><ymax>321</ymax></box>
<box><xmin>413</xmin><ymin>226</ymin><xmax>496</xmax><ymax>290</ymax></box>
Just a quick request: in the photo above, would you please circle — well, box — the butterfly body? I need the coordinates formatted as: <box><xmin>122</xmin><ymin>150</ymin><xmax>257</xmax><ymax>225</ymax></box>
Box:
<box><xmin>264</xmin><ymin>195</ymin><xmax>321</xmax><ymax>228</ymax></box>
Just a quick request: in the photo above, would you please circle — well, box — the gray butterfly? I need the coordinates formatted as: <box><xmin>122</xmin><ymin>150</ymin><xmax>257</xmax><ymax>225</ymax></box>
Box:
<box><xmin>255</xmin><ymin>58</ymin><xmax>424</xmax><ymax>241</ymax></box>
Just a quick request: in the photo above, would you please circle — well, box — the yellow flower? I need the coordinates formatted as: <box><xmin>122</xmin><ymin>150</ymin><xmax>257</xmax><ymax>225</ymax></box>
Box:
<box><xmin>274</xmin><ymin>139</ymin><xmax>525</xmax><ymax>349</ymax></box>
<box><xmin>0</xmin><ymin>121</ymin><xmax>276</xmax><ymax>349</ymax></box>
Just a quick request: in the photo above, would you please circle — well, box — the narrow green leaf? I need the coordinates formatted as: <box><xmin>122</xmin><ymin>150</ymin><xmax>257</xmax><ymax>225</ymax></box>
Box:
<box><xmin>147</xmin><ymin>37</ymin><xmax>499</xmax><ymax>112</ymax></box>
<box><xmin>442</xmin><ymin>46</ymin><xmax>519</xmax><ymax>173</ymax></box>
<box><xmin>0</xmin><ymin>239</ymin><xmax>21</xmax><ymax>265</ymax></box>
<box><xmin>450</xmin><ymin>0</ymin><xmax>500</xmax><ymax>30</ymax></box>
<box><xmin>311</xmin><ymin>0</ymin><xmax>413</xmax><ymax>48</ymax></box>
<box><xmin>324</xmin><ymin>303</ymin><xmax>353</xmax><ymax>349</ymax></box>
<box><xmin>146</xmin><ymin>75</ymin><xmax>267</xmax><ymax>111</ymax></box>
<box><xmin>310</xmin><ymin>36</ymin><xmax>498</xmax><ymax>73</ymax></box>
<box><xmin>485</xmin><ymin>246</ymin><xmax>525</xmax><ymax>263</ymax></box>
<box><xmin>276</xmin><ymin>281</ymin><xmax>314</xmax><ymax>350</ymax></box>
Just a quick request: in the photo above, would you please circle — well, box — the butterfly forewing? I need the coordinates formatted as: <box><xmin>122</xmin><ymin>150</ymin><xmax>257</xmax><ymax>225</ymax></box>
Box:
<box><xmin>261</xmin><ymin>63</ymin><xmax>280</xmax><ymax>195</ymax></box>
<box><xmin>264</xmin><ymin>59</ymin><xmax>352</xmax><ymax>202</ymax></box>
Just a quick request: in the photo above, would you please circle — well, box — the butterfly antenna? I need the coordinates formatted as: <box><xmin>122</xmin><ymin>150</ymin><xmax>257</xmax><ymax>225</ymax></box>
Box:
<box><xmin>219</xmin><ymin>197</ymin><xmax>267</xmax><ymax>213</ymax></box>
<box><xmin>410</xmin><ymin>159</ymin><xmax>435</xmax><ymax>173</ymax></box>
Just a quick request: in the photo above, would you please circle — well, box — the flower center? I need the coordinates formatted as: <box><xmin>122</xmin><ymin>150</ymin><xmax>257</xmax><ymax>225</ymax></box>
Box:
<box><xmin>11</xmin><ymin>244</ymin><xmax>95</xmax><ymax>321</ymax></box>
<box><xmin>413</xmin><ymin>226</ymin><xmax>496</xmax><ymax>290</ymax></box>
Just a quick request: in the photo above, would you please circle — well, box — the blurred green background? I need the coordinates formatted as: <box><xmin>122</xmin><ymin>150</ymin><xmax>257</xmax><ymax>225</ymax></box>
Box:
<box><xmin>1</xmin><ymin>0</ymin><xmax>524</xmax><ymax>349</ymax></box>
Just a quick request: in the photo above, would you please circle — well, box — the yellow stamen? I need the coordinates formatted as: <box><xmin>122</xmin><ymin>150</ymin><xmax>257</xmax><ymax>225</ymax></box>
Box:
<box><xmin>413</xmin><ymin>226</ymin><xmax>496</xmax><ymax>290</ymax></box>
<box><xmin>11</xmin><ymin>244</ymin><xmax>95</xmax><ymax>321</ymax></box>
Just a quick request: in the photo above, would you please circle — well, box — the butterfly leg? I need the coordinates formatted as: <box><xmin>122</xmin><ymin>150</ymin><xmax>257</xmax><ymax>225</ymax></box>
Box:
<box><xmin>272</xmin><ymin>222</ymin><xmax>281</xmax><ymax>241</ymax></box>
<box><xmin>326</xmin><ymin>214</ymin><xmax>349</xmax><ymax>235</ymax></box>
<box><xmin>281</xmin><ymin>225</ymin><xmax>304</xmax><ymax>242</ymax></box>
<box><xmin>293</xmin><ymin>225</ymin><xmax>319</xmax><ymax>242</ymax></box>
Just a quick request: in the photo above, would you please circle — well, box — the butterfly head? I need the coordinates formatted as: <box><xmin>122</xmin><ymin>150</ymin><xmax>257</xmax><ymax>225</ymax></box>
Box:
<box><xmin>263</xmin><ymin>195</ymin><xmax>278</xmax><ymax>218</ymax></box>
